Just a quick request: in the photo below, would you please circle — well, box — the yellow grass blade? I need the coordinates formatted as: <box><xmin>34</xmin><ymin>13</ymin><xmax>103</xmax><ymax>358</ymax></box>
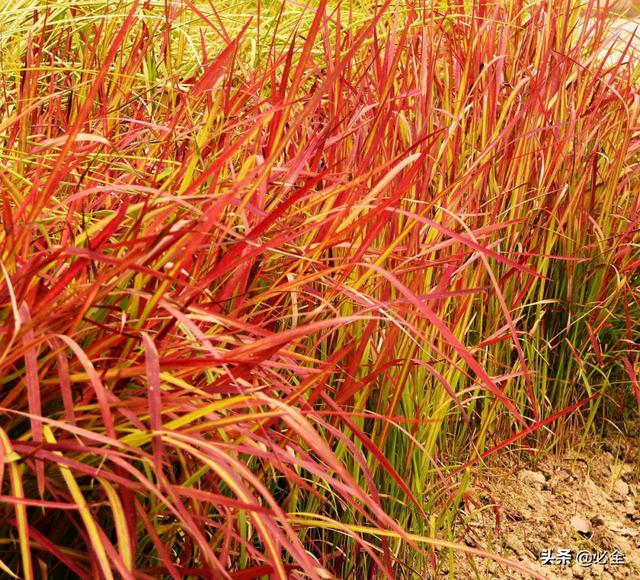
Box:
<box><xmin>0</xmin><ymin>428</ymin><xmax>33</xmax><ymax>580</ymax></box>
<box><xmin>42</xmin><ymin>427</ymin><xmax>114</xmax><ymax>580</ymax></box>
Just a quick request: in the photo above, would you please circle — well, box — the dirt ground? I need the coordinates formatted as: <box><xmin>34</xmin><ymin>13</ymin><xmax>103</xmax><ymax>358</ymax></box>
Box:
<box><xmin>447</xmin><ymin>430</ymin><xmax>640</xmax><ymax>579</ymax></box>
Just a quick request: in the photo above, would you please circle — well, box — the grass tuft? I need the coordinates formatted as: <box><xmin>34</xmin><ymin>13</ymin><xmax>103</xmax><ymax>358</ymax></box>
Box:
<box><xmin>1</xmin><ymin>0</ymin><xmax>639</xmax><ymax>577</ymax></box>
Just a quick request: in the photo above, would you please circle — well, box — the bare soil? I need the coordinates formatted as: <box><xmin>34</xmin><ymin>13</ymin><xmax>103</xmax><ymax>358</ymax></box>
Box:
<box><xmin>447</xmin><ymin>431</ymin><xmax>640</xmax><ymax>579</ymax></box>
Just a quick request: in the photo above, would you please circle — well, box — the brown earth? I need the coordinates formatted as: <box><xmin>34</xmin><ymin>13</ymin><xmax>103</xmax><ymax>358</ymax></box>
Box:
<box><xmin>445</xmin><ymin>431</ymin><xmax>639</xmax><ymax>579</ymax></box>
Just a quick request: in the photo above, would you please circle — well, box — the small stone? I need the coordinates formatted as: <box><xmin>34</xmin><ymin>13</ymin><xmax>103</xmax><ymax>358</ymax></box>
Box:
<box><xmin>614</xmin><ymin>478</ymin><xmax>630</xmax><ymax>497</ymax></box>
<box><xmin>623</xmin><ymin>496</ymin><xmax>635</xmax><ymax>514</ymax></box>
<box><xmin>620</xmin><ymin>463</ymin><xmax>634</xmax><ymax>477</ymax></box>
<box><xmin>570</xmin><ymin>515</ymin><xmax>592</xmax><ymax>536</ymax></box>
<box><xmin>605</xmin><ymin>519</ymin><xmax>638</xmax><ymax>536</ymax></box>
<box><xmin>518</xmin><ymin>469</ymin><xmax>547</xmax><ymax>489</ymax></box>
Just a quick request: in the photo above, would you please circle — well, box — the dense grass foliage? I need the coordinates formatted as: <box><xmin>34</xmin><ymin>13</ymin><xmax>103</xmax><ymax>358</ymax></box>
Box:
<box><xmin>1</xmin><ymin>0</ymin><xmax>639</xmax><ymax>577</ymax></box>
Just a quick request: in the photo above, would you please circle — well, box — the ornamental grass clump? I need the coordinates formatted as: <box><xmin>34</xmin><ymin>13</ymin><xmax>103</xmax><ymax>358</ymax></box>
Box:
<box><xmin>0</xmin><ymin>0</ymin><xmax>639</xmax><ymax>577</ymax></box>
